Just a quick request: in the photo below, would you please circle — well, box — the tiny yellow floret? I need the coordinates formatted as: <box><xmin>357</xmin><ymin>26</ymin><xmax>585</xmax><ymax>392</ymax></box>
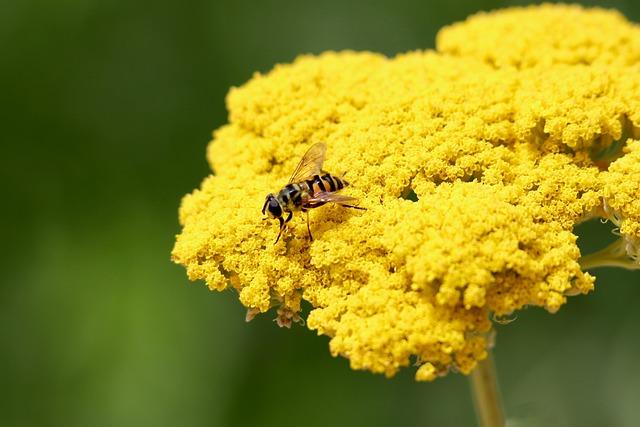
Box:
<box><xmin>172</xmin><ymin>4</ymin><xmax>640</xmax><ymax>380</ymax></box>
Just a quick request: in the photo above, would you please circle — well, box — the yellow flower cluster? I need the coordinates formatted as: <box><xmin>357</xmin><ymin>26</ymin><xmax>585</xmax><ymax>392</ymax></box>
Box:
<box><xmin>172</xmin><ymin>4</ymin><xmax>640</xmax><ymax>380</ymax></box>
<box><xmin>602</xmin><ymin>141</ymin><xmax>640</xmax><ymax>262</ymax></box>
<box><xmin>436</xmin><ymin>3</ymin><xmax>640</xmax><ymax>68</ymax></box>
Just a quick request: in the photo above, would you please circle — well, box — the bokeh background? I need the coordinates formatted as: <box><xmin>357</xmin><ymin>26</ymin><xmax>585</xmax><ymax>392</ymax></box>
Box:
<box><xmin>2</xmin><ymin>0</ymin><xmax>639</xmax><ymax>426</ymax></box>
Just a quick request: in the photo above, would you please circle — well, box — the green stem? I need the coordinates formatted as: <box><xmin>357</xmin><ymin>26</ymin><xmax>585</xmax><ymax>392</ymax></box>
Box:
<box><xmin>470</xmin><ymin>350</ymin><xmax>505</xmax><ymax>427</ymax></box>
<box><xmin>579</xmin><ymin>239</ymin><xmax>640</xmax><ymax>271</ymax></box>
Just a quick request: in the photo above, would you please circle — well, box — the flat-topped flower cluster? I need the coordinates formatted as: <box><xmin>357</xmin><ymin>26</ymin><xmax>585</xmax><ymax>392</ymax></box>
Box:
<box><xmin>173</xmin><ymin>4</ymin><xmax>640</xmax><ymax>381</ymax></box>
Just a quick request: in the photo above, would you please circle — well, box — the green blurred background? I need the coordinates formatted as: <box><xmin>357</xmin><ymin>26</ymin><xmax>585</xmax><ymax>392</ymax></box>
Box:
<box><xmin>2</xmin><ymin>0</ymin><xmax>639</xmax><ymax>426</ymax></box>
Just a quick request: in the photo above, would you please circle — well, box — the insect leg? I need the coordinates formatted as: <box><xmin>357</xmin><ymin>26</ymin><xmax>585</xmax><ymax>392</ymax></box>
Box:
<box><xmin>305</xmin><ymin>211</ymin><xmax>313</xmax><ymax>241</ymax></box>
<box><xmin>274</xmin><ymin>212</ymin><xmax>294</xmax><ymax>244</ymax></box>
<box><xmin>275</xmin><ymin>217</ymin><xmax>285</xmax><ymax>244</ymax></box>
<box><xmin>339</xmin><ymin>204</ymin><xmax>367</xmax><ymax>210</ymax></box>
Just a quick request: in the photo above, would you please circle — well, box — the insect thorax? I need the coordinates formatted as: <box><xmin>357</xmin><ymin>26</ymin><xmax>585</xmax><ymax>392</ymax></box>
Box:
<box><xmin>277</xmin><ymin>183</ymin><xmax>308</xmax><ymax>210</ymax></box>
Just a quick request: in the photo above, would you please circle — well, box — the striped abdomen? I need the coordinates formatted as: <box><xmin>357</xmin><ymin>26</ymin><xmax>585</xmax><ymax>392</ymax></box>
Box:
<box><xmin>303</xmin><ymin>173</ymin><xmax>348</xmax><ymax>195</ymax></box>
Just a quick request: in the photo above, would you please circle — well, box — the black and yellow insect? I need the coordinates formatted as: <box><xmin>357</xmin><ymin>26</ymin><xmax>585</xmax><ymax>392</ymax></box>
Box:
<box><xmin>262</xmin><ymin>142</ymin><xmax>364</xmax><ymax>243</ymax></box>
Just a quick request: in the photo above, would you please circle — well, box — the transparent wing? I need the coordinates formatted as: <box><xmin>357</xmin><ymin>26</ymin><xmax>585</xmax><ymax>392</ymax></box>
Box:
<box><xmin>288</xmin><ymin>142</ymin><xmax>327</xmax><ymax>183</ymax></box>
<box><xmin>307</xmin><ymin>192</ymin><xmax>360</xmax><ymax>205</ymax></box>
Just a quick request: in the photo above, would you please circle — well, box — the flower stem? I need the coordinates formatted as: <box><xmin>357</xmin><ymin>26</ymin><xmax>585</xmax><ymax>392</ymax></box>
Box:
<box><xmin>579</xmin><ymin>239</ymin><xmax>640</xmax><ymax>270</ymax></box>
<box><xmin>469</xmin><ymin>350</ymin><xmax>505</xmax><ymax>427</ymax></box>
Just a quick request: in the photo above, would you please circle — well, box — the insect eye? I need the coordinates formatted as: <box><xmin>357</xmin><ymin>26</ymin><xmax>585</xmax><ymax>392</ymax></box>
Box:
<box><xmin>268</xmin><ymin>199</ymin><xmax>282</xmax><ymax>217</ymax></box>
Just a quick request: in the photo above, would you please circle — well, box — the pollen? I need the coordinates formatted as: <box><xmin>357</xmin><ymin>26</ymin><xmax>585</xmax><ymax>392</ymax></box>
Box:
<box><xmin>172</xmin><ymin>4</ymin><xmax>640</xmax><ymax>380</ymax></box>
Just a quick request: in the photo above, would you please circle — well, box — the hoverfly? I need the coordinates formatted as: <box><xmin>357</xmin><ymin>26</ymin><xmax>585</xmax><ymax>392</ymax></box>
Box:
<box><xmin>262</xmin><ymin>142</ymin><xmax>365</xmax><ymax>243</ymax></box>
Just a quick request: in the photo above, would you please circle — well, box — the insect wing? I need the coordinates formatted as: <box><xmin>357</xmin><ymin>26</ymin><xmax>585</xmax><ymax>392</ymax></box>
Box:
<box><xmin>307</xmin><ymin>192</ymin><xmax>360</xmax><ymax>206</ymax></box>
<box><xmin>288</xmin><ymin>142</ymin><xmax>327</xmax><ymax>183</ymax></box>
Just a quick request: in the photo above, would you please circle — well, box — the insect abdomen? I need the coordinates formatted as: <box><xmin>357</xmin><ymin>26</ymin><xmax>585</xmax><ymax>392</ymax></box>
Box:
<box><xmin>306</xmin><ymin>174</ymin><xmax>348</xmax><ymax>194</ymax></box>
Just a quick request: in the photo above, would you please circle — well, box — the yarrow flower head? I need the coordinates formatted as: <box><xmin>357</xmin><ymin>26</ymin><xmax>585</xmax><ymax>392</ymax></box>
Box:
<box><xmin>172</xmin><ymin>4</ymin><xmax>640</xmax><ymax>381</ymax></box>
<box><xmin>589</xmin><ymin>140</ymin><xmax>640</xmax><ymax>269</ymax></box>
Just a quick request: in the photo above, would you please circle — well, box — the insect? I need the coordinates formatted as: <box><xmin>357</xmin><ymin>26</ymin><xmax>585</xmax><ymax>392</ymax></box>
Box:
<box><xmin>262</xmin><ymin>142</ymin><xmax>365</xmax><ymax>243</ymax></box>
